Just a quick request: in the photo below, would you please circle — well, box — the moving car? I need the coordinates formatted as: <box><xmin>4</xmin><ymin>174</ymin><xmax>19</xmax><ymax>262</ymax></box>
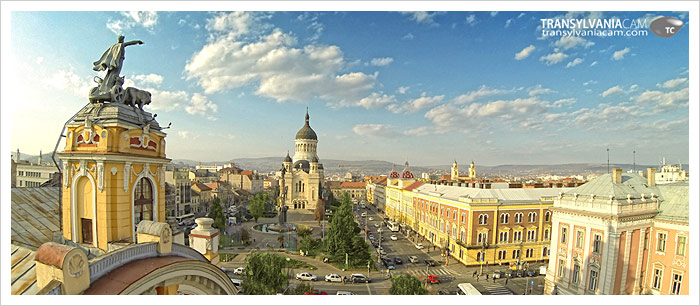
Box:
<box><xmin>526</xmin><ymin>270</ymin><xmax>537</xmax><ymax>277</ymax></box>
<box><xmin>415</xmin><ymin>243</ymin><xmax>424</xmax><ymax>249</ymax></box>
<box><xmin>424</xmin><ymin>259</ymin><xmax>438</xmax><ymax>266</ymax></box>
<box><xmin>295</xmin><ymin>272</ymin><xmax>318</xmax><ymax>281</ymax></box>
<box><xmin>427</xmin><ymin>274</ymin><xmax>440</xmax><ymax>284</ymax></box>
<box><xmin>350</xmin><ymin>274</ymin><xmax>371</xmax><ymax>283</ymax></box>
<box><xmin>408</xmin><ymin>256</ymin><xmax>419</xmax><ymax>263</ymax></box>
<box><xmin>304</xmin><ymin>290</ymin><xmax>327</xmax><ymax>295</ymax></box>
<box><xmin>233</xmin><ymin>267</ymin><xmax>245</xmax><ymax>275</ymax></box>
<box><xmin>336</xmin><ymin>291</ymin><xmax>354</xmax><ymax>295</ymax></box>
<box><xmin>394</xmin><ymin>257</ymin><xmax>403</xmax><ymax>264</ymax></box>
<box><xmin>390</xmin><ymin>235</ymin><xmax>398</xmax><ymax>241</ymax></box>
<box><xmin>325</xmin><ymin>274</ymin><xmax>343</xmax><ymax>282</ymax></box>
<box><xmin>492</xmin><ymin>271</ymin><xmax>505</xmax><ymax>279</ymax></box>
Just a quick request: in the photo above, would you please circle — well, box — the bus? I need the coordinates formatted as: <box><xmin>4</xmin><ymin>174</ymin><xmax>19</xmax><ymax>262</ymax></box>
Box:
<box><xmin>457</xmin><ymin>283</ymin><xmax>482</xmax><ymax>295</ymax></box>
<box><xmin>387</xmin><ymin>221</ymin><xmax>400</xmax><ymax>232</ymax></box>
<box><xmin>176</xmin><ymin>213</ymin><xmax>195</xmax><ymax>226</ymax></box>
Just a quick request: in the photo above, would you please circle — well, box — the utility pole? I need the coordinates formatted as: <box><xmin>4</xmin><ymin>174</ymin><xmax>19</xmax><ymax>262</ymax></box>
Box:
<box><xmin>633</xmin><ymin>149</ymin><xmax>636</xmax><ymax>173</ymax></box>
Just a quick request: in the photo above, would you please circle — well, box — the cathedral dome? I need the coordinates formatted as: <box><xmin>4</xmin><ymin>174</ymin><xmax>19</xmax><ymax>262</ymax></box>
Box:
<box><xmin>295</xmin><ymin>111</ymin><xmax>318</xmax><ymax>140</ymax></box>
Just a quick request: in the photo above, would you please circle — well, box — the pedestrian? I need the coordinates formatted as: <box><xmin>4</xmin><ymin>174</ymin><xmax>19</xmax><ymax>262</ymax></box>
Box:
<box><xmin>476</xmin><ymin>275</ymin><xmax>479</xmax><ymax>281</ymax></box>
<box><xmin>473</xmin><ymin>271</ymin><xmax>477</xmax><ymax>278</ymax></box>
<box><xmin>493</xmin><ymin>276</ymin><xmax>496</xmax><ymax>283</ymax></box>
<box><xmin>486</xmin><ymin>274</ymin><xmax>489</xmax><ymax>280</ymax></box>
<box><xmin>505</xmin><ymin>278</ymin><xmax>509</xmax><ymax>285</ymax></box>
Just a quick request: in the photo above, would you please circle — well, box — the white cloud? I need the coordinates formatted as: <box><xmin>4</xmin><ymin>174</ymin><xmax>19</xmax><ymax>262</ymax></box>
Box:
<box><xmin>582</xmin><ymin>80</ymin><xmax>597</xmax><ymax>86</ymax></box>
<box><xmin>35</xmin><ymin>57</ymin><xmax>44</xmax><ymax>64</ymax></box>
<box><xmin>490</xmin><ymin>11</ymin><xmax>498</xmax><ymax>17</ymax></box>
<box><xmin>590</xmin><ymin>61</ymin><xmax>598</xmax><ymax>67</ymax></box>
<box><xmin>554</xmin><ymin>36</ymin><xmax>595</xmax><ymax>50</ymax></box>
<box><xmin>539</xmin><ymin>52</ymin><xmax>568</xmax><ymax>65</ymax></box>
<box><xmin>528</xmin><ymin>84</ymin><xmax>554</xmax><ymax>96</ymax></box>
<box><xmin>565</xmin><ymin>58</ymin><xmax>584</xmax><ymax>68</ymax></box>
<box><xmin>404</xmin><ymin>126</ymin><xmax>432</xmax><ymax>136</ymax></box>
<box><xmin>425</xmin><ymin>96</ymin><xmax>552</xmax><ymax>131</ymax></box>
<box><xmin>402</xmin><ymin>33</ymin><xmax>414</xmax><ymax>40</ymax></box>
<box><xmin>356</xmin><ymin>92</ymin><xmax>396</xmax><ymax>109</ymax></box>
<box><xmin>601</xmin><ymin>86</ymin><xmax>624</xmax><ymax>97</ymax></box>
<box><xmin>572</xmin><ymin>103</ymin><xmax>641</xmax><ymax>127</ymax></box>
<box><xmin>177</xmin><ymin>131</ymin><xmax>196</xmax><ymax>139</ymax></box>
<box><xmin>185</xmin><ymin>93</ymin><xmax>218</xmax><ymax>120</ymax></box>
<box><xmin>553</xmin><ymin>98</ymin><xmax>576</xmax><ymax>107</ymax></box>
<box><xmin>465</xmin><ymin>14</ymin><xmax>477</xmax><ymax>26</ymax></box>
<box><xmin>106</xmin><ymin>11</ymin><xmax>158</xmax><ymax>35</ymax></box>
<box><xmin>131</xmin><ymin>74</ymin><xmax>163</xmax><ymax>86</ymax></box>
<box><xmin>352</xmin><ymin>124</ymin><xmax>398</xmax><ymax>137</ymax></box>
<box><xmin>453</xmin><ymin>85</ymin><xmax>508</xmax><ymax>104</ymax></box>
<box><xmin>45</xmin><ymin>68</ymin><xmax>93</xmax><ymax>98</ymax></box>
<box><xmin>515</xmin><ymin>45</ymin><xmax>535</xmax><ymax>60</ymax></box>
<box><xmin>613</xmin><ymin>47</ymin><xmax>630</xmax><ymax>60</ymax></box>
<box><xmin>401</xmin><ymin>12</ymin><xmax>441</xmax><ymax>26</ymax></box>
<box><xmin>387</xmin><ymin>93</ymin><xmax>444</xmax><ymax>114</ymax></box>
<box><xmin>517</xmin><ymin>13</ymin><xmax>526</xmax><ymax>18</ymax></box>
<box><xmin>636</xmin><ymin>87</ymin><xmax>689</xmax><ymax>109</ymax></box>
<box><xmin>660</xmin><ymin>78</ymin><xmax>688</xmax><ymax>89</ymax></box>
<box><xmin>146</xmin><ymin>89</ymin><xmax>189</xmax><ymax>112</ymax></box>
<box><xmin>185</xmin><ymin>28</ymin><xmax>376</xmax><ymax>105</ymax></box>
<box><xmin>370</xmin><ymin>57</ymin><xmax>394</xmax><ymax>67</ymax></box>
<box><xmin>505</xmin><ymin>19</ymin><xmax>512</xmax><ymax>28</ymax></box>
<box><xmin>396</xmin><ymin>86</ymin><xmax>410</xmax><ymax>94</ymax></box>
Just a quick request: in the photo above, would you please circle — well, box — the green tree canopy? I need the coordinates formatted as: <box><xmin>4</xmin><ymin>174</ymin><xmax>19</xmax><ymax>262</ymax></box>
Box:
<box><xmin>249</xmin><ymin>193</ymin><xmax>267</xmax><ymax>223</ymax></box>
<box><xmin>209</xmin><ymin>197</ymin><xmax>225</xmax><ymax>229</ymax></box>
<box><xmin>389</xmin><ymin>275</ymin><xmax>428</xmax><ymax>295</ymax></box>
<box><xmin>243</xmin><ymin>252</ymin><xmax>288</xmax><ymax>295</ymax></box>
<box><xmin>325</xmin><ymin>192</ymin><xmax>369</xmax><ymax>265</ymax></box>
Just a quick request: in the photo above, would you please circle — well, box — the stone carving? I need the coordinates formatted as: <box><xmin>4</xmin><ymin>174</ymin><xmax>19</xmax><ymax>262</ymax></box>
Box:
<box><xmin>67</xmin><ymin>254</ymin><xmax>85</xmax><ymax>278</ymax></box>
<box><xmin>124</xmin><ymin>87</ymin><xmax>152</xmax><ymax>109</ymax></box>
<box><xmin>162</xmin><ymin>226</ymin><xmax>171</xmax><ymax>244</ymax></box>
<box><xmin>97</xmin><ymin>162</ymin><xmax>104</xmax><ymax>191</ymax></box>
<box><xmin>279</xmin><ymin>205</ymin><xmax>288</xmax><ymax>227</ymax></box>
<box><xmin>88</xmin><ymin>35</ymin><xmax>150</xmax><ymax>108</ymax></box>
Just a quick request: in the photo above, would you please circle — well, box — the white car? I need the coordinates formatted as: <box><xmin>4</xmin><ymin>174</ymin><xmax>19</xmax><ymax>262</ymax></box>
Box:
<box><xmin>415</xmin><ymin>243</ymin><xmax>424</xmax><ymax>249</ymax></box>
<box><xmin>296</xmin><ymin>272</ymin><xmax>318</xmax><ymax>281</ymax></box>
<box><xmin>374</xmin><ymin>223</ymin><xmax>380</xmax><ymax>228</ymax></box>
<box><xmin>361</xmin><ymin>212</ymin><xmax>367</xmax><ymax>217</ymax></box>
<box><xmin>408</xmin><ymin>256</ymin><xmax>419</xmax><ymax>263</ymax></box>
<box><xmin>325</xmin><ymin>274</ymin><xmax>343</xmax><ymax>283</ymax></box>
<box><xmin>233</xmin><ymin>267</ymin><xmax>245</xmax><ymax>275</ymax></box>
<box><xmin>390</xmin><ymin>235</ymin><xmax>398</xmax><ymax>241</ymax></box>
<box><xmin>369</xmin><ymin>217</ymin><xmax>374</xmax><ymax>221</ymax></box>
<box><xmin>337</xmin><ymin>291</ymin><xmax>354</xmax><ymax>295</ymax></box>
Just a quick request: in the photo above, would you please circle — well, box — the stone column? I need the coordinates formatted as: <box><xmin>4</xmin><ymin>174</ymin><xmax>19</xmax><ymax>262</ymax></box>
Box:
<box><xmin>189</xmin><ymin>218</ymin><xmax>220</xmax><ymax>264</ymax></box>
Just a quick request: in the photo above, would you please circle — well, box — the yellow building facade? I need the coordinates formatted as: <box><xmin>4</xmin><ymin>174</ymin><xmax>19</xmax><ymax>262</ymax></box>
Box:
<box><xmin>57</xmin><ymin>103</ymin><xmax>170</xmax><ymax>251</ymax></box>
<box><xmin>409</xmin><ymin>183</ymin><xmax>571</xmax><ymax>267</ymax></box>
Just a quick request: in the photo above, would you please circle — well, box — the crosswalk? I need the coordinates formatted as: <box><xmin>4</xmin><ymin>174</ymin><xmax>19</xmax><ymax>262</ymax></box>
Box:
<box><xmin>402</xmin><ymin>267</ymin><xmax>455</xmax><ymax>277</ymax></box>
<box><xmin>480</xmin><ymin>282</ymin><xmax>513</xmax><ymax>295</ymax></box>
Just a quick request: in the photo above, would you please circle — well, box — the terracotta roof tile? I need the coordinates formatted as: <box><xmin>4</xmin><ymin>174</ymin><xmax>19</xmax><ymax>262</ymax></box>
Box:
<box><xmin>340</xmin><ymin>182</ymin><xmax>365</xmax><ymax>189</ymax></box>
<box><xmin>404</xmin><ymin>181</ymin><xmax>425</xmax><ymax>191</ymax></box>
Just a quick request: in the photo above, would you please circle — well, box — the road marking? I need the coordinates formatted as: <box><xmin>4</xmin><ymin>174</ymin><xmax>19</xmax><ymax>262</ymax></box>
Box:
<box><xmin>366</xmin><ymin>283</ymin><xmax>372</xmax><ymax>295</ymax></box>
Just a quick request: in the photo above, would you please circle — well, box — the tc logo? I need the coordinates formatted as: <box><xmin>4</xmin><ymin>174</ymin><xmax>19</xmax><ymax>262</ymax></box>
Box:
<box><xmin>650</xmin><ymin>16</ymin><xmax>684</xmax><ymax>38</ymax></box>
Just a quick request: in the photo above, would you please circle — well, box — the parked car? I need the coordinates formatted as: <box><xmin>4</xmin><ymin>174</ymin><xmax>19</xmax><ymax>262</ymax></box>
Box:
<box><xmin>383</xmin><ymin>258</ymin><xmax>394</xmax><ymax>265</ymax></box>
<box><xmin>295</xmin><ymin>272</ymin><xmax>318</xmax><ymax>281</ymax></box>
<box><xmin>304</xmin><ymin>290</ymin><xmax>327</xmax><ymax>295</ymax></box>
<box><xmin>526</xmin><ymin>270</ymin><xmax>537</xmax><ymax>277</ymax></box>
<box><xmin>375</xmin><ymin>223</ymin><xmax>381</xmax><ymax>228</ymax></box>
<box><xmin>361</xmin><ymin>212</ymin><xmax>367</xmax><ymax>217</ymax></box>
<box><xmin>350</xmin><ymin>274</ymin><xmax>371</xmax><ymax>283</ymax></box>
<box><xmin>438</xmin><ymin>290</ymin><xmax>451</xmax><ymax>295</ymax></box>
<box><xmin>384</xmin><ymin>262</ymin><xmax>396</xmax><ymax>270</ymax></box>
<box><xmin>505</xmin><ymin>270</ymin><xmax>515</xmax><ymax>278</ymax></box>
<box><xmin>369</xmin><ymin>217</ymin><xmax>374</xmax><ymax>221</ymax></box>
<box><xmin>394</xmin><ymin>257</ymin><xmax>403</xmax><ymax>264</ymax></box>
<box><xmin>229</xmin><ymin>278</ymin><xmax>243</xmax><ymax>287</ymax></box>
<box><xmin>408</xmin><ymin>256</ymin><xmax>419</xmax><ymax>263</ymax></box>
<box><xmin>325</xmin><ymin>274</ymin><xmax>343</xmax><ymax>282</ymax></box>
<box><xmin>424</xmin><ymin>259</ymin><xmax>438</xmax><ymax>266</ymax></box>
<box><xmin>390</xmin><ymin>235</ymin><xmax>398</xmax><ymax>241</ymax></box>
<box><xmin>372</xmin><ymin>242</ymin><xmax>379</xmax><ymax>248</ymax></box>
<box><xmin>377</xmin><ymin>249</ymin><xmax>387</xmax><ymax>256</ymax></box>
<box><xmin>233</xmin><ymin>267</ymin><xmax>245</xmax><ymax>275</ymax></box>
<box><xmin>492</xmin><ymin>271</ymin><xmax>505</xmax><ymax>279</ymax></box>
<box><xmin>415</xmin><ymin>243</ymin><xmax>424</xmax><ymax>249</ymax></box>
<box><xmin>336</xmin><ymin>291</ymin><xmax>354</xmax><ymax>295</ymax></box>
<box><xmin>427</xmin><ymin>274</ymin><xmax>440</xmax><ymax>284</ymax></box>
<box><xmin>516</xmin><ymin>270</ymin><xmax>525</xmax><ymax>277</ymax></box>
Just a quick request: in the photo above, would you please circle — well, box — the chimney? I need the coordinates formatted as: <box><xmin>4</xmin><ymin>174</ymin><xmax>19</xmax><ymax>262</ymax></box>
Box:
<box><xmin>647</xmin><ymin>168</ymin><xmax>656</xmax><ymax>186</ymax></box>
<box><xmin>612</xmin><ymin>168</ymin><xmax>622</xmax><ymax>183</ymax></box>
<box><xmin>38</xmin><ymin>150</ymin><xmax>42</xmax><ymax>165</ymax></box>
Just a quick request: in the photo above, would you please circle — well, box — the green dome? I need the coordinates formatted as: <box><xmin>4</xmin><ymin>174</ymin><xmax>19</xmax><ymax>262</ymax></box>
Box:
<box><xmin>295</xmin><ymin>110</ymin><xmax>318</xmax><ymax>140</ymax></box>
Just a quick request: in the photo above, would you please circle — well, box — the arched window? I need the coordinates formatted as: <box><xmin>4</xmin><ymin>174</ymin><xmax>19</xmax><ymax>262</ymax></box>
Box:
<box><xmin>134</xmin><ymin>177</ymin><xmax>154</xmax><ymax>226</ymax></box>
<box><xmin>545</xmin><ymin>211</ymin><xmax>552</xmax><ymax>222</ymax></box>
<box><xmin>500</xmin><ymin>213</ymin><xmax>509</xmax><ymax>224</ymax></box>
<box><xmin>529</xmin><ymin>212</ymin><xmax>537</xmax><ymax>223</ymax></box>
<box><xmin>515</xmin><ymin>213</ymin><xmax>523</xmax><ymax>223</ymax></box>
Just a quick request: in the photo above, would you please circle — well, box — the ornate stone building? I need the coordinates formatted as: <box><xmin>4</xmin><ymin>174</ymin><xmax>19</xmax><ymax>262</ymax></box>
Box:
<box><xmin>279</xmin><ymin>110</ymin><xmax>324</xmax><ymax>210</ymax></box>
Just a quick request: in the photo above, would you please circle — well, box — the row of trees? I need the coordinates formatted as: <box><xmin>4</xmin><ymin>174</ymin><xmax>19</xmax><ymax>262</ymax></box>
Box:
<box><xmin>324</xmin><ymin>193</ymin><xmax>371</xmax><ymax>268</ymax></box>
<box><xmin>248</xmin><ymin>192</ymin><xmax>270</xmax><ymax>223</ymax></box>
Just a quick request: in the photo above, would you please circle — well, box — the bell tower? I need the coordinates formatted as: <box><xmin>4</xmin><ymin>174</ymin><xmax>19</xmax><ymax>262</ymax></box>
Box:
<box><xmin>451</xmin><ymin>160</ymin><xmax>459</xmax><ymax>181</ymax></box>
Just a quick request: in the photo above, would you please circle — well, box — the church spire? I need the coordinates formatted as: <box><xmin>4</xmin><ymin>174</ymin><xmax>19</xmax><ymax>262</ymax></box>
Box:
<box><xmin>305</xmin><ymin>107</ymin><xmax>309</xmax><ymax>126</ymax></box>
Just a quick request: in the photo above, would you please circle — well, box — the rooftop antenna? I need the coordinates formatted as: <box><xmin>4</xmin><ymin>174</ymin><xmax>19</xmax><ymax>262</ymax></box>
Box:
<box><xmin>606</xmin><ymin>148</ymin><xmax>610</xmax><ymax>175</ymax></box>
<box><xmin>633</xmin><ymin>149</ymin><xmax>636</xmax><ymax>173</ymax></box>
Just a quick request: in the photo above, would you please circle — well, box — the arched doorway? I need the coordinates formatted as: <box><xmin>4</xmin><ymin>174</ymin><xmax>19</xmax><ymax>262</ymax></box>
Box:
<box><xmin>134</xmin><ymin>177</ymin><xmax>154</xmax><ymax>229</ymax></box>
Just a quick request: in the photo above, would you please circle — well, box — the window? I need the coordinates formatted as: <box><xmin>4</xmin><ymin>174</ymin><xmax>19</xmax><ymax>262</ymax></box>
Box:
<box><xmin>543</xmin><ymin>246</ymin><xmax>548</xmax><ymax>257</ymax></box>
<box><xmin>572</xmin><ymin>263</ymin><xmax>580</xmax><ymax>284</ymax></box>
<box><xmin>134</xmin><ymin>178</ymin><xmax>154</xmax><ymax>225</ymax></box>
<box><xmin>671</xmin><ymin>273</ymin><xmax>682</xmax><ymax>295</ymax></box>
<box><xmin>479</xmin><ymin>214</ymin><xmax>488</xmax><ymax>225</ymax></box>
<box><xmin>652</xmin><ymin>268</ymin><xmax>663</xmax><ymax>290</ymax></box>
<box><xmin>558</xmin><ymin>259</ymin><xmax>566</xmax><ymax>277</ymax></box>
<box><xmin>499</xmin><ymin>231</ymin><xmax>509</xmax><ymax>243</ymax></box>
<box><xmin>529</xmin><ymin>212</ymin><xmax>537</xmax><ymax>223</ymax></box>
<box><xmin>513</xmin><ymin>231</ymin><xmax>522</xmax><ymax>242</ymax></box>
<box><xmin>544</xmin><ymin>228</ymin><xmax>550</xmax><ymax>240</ymax></box>
<box><xmin>526</xmin><ymin>248</ymin><xmax>534</xmax><ymax>258</ymax></box>
<box><xmin>477</xmin><ymin>232</ymin><xmax>488</xmax><ymax>244</ymax></box>
<box><xmin>657</xmin><ymin>233</ymin><xmax>667</xmax><ymax>252</ymax></box>
<box><xmin>500</xmin><ymin>213</ymin><xmax>509</xmax><ymax>224</ymax></box>
<box><xmin>576</xmin><ymin>230</ymin><xmax>584</xmax><ymax>249</ymax></box>
<box><xmin>527</xmin><ymin>230</ymin><xmax>536</xmax><ymax>241</ymax></box>
<box><xmin>476</xmin><ymin>251</ymin><xmax>485</xmax><ymax>262</ymax></box>
<box><xmin>593</xmin><ymin>234</ymin><xmax>602</xmax><ymax>253</ymax></box>
<box><xmin>512</xmin><ymin>249</ymin><xmax>521</xmax><ymax>259</ymax></box>
<box><xmin>515</xmin><ymin>213</ymin><xmax>523</xmax><ymax>223</ymax></box>
<box><xmin>461</xmin><ymin>213</ymin><xmax>466</xmax><ymax>223</ymax></box>
<box><xmin>446</xmin><ymin>209</ymin><xmax>449</xmax><ymax>218</ymax></box>
<box><xmin>545</xmin><ymin>211</ymin><xmax>551</xmax><ymax>222</ymax></box>
<box><xmin>498</xmin><ymin>250</ymin><xmax>507</xmax><ymax>260</ymax></box>
<box><xmin>561</xmin><ymin>227</ymin><xmax>568</xmax><ymax>243</ymax></box>
<box><xmin>589</xmin><ymin>270</ymin><xmax>599</xmax><ymax>292</ymax></box>
<box><xmin>644</xmin><ymin>232</ymin><xmax>649</xmax><ymax>250</ymax></box>
<box><xmin>460</xmin><ymin>230</ymin><xmax>466</xmax><ymax>242</ymax></box>
<box><xmin>676</xmin><ymin>236</ymin><xmax>687</xmax><ymax>256</ymax></box>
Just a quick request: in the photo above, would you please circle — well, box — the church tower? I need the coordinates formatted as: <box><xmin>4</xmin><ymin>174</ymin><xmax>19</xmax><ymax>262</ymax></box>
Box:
<box><xmin>451</xmin><ymin>160</ymin><xmax>459</xmax><ymax>181</ymax></box>
<box><xmin>292</xmin><ymin>109</ymin><xmax>319</xmax><ymax>163</ymax></box>
<box><xmin>469</xmin><ymin>160</ymin><xmax>476</xmax><ymax>179</ymax></box>
<box><xmin>57</xmin><ymin>102</ymin><xmax>169</xmax><ymax>251</ymax></box>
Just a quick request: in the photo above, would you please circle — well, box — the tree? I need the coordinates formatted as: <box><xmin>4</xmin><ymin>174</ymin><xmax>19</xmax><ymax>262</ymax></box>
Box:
<box><xmin>296</xmin><ymin>225</ymin><xmax>312</xmax><ymax>238</ymax></box>
<box><xmin>389</xmin><ymin>275</ymin><xmax>428</xmax><ymax>295</ymax></box>
<box><xmin>313</xmin><ymin>198</ymin><xmax>324</xmax><ymax>224</ymax></box>
<box><xmin>285</xmin><ymin>282</ymin><xmax>314</xmax><ymax>295</ymax></box>
<box><xmin>249</xmin><ymin>193</ymin><xmax>267</xmax><ymax>223</ymax></box>
<box><xmin>240</xmin><ymin>228</ymin><xmax>250</xmax><ymax>245</ymax></box>
<box><xmin>243</xmin><ymin>252</ymin><xmax>288</xmax><ymax>295</ymax></box>
<box><xmin>209</xmin><ymin>197</ymin><xmax>225</xmax><ymax>229</ymax></box>
<box><xmin>325</xmin><ymin>192</ymin><xmax>367</xmax><ymax>264</ymax></box>
<box><xmin>278</xmin><ymin>234</ymin><xmax>285</xmax><ymax>248</ymax></box>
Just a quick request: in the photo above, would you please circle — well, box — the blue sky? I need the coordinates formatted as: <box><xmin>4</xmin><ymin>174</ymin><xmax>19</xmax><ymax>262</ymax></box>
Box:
<box><xmin>5</xmin><ymin>10</ymin><xmax>691</xmax><ymax>166</ymax></box>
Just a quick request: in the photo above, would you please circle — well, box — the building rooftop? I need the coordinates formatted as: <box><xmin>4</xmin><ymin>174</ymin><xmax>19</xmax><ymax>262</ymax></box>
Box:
<box><xmin>414</xmin><ymin>183</ymin><xmax>570</xmax><ymax>203</ymax></box>
<box><xmin>655</xmin><ymin>182</ymin><xmax>689</xmax><ymax>223</ymax></box>
<box><xmin>340</xmin><ymin>181</ymin><xmax>365</xmax><ymax>189</ymax></box>
<box><xmin>10</xmin><ymin>244</ymin><xmax>39</xmax><ymax>295</ymax></box>
<box><xmin>566</xmin><ymin>172</ymin><xmax>659</xmax><ymax>200</ymax></box>
<box><xmin>404</xmin><ymin>181</ymin><xmax>425</xmax><ymax>191</ymax></box>
<box><xmin>11</xmin><ymin>187</ymin><xmax>61</xmax><ymax>250</ymax></box>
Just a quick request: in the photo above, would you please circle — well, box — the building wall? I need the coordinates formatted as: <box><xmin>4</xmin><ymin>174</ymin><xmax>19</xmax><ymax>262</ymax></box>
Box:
<box><xmin>643</xmin><ymin>220</ymin><xmax>689</xmax><ymax>295</ymax></box>
<box><xmin>16</xmin><ymin>163</ymin><xmax>57</xmax><ymax>187</ymax></box>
